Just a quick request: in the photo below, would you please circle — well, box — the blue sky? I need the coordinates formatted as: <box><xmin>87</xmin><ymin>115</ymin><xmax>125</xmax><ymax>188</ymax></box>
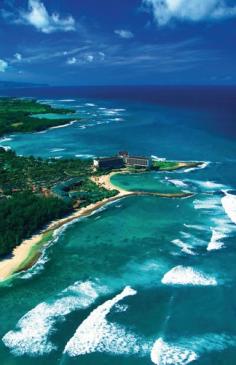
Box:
<box><xmin>0</xmin><ymin>0</ymin><xmax>236</xmax><ymax>85</ymax></box>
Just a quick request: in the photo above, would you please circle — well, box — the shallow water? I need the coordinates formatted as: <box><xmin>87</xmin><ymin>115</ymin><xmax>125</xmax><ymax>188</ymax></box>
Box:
<box><xmin>0</xmin><ymin>87</ymin><xmax>236</xmax><ymax>365</ymax></box>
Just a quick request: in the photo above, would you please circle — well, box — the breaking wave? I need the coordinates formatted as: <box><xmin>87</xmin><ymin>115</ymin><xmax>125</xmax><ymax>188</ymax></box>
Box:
<box><xmin>50</xmin><ymin>148</ymin><xmax>66</xmax><ymax>153</ymax></box>
<box><xmin>20</xmin><ymin>252</ymin><xmax>49</xmax><ymax>280</ymax></box>
<box><xmin>0</xmin><ymin>137</ymin><xmax>13</xmax><ymax>143</ymax></box>
<box><xmin>207</xmin><ymin>229</ymin><xmax>225</xmax><ymax>251</ymax></box>
<box><xmin>49</xmin><ymin>120</ymin><xmax>79</xmax><ymax>130</ymax></box>
<box><xmin>183</xmin><ymin>224</ymin><xmax>207</xmax><ymax>231</ymax></box>
<box><xmin>171</xmin><ymin>239</ymin><xmax>195</xmax><ymax>255</ymax></box>
<box><xmin>2</xmin><ymin>281</ymin><xmax>105</xmax><ymax>356</ymax></box>
<box><xmin>63</xmin><ymin>286</ymin><xmax>150</xmax><ymax>358</ymax></box>
<box><xmin>151</xmin><ymin>338</ymin><xmax>197</xmax><ymax>365</ymax></box>
<box><xmin>151</xmin><ymin>333</ymin><xmax>236</xmax><ymax>365</ymax></box>
<box><xmin>183</xmin><ymin>161</ymin><xmax>210</xmax><ymax>173</ymax></box>
<box><xmin>161</xmin><ymin>266</ymin><xmax>217</xmax><ymax>286</ymax></box>
<box><xmin>189</xmin><ymin>180</ymin><xmax>225</xmax><ymax>190</ymax></box>
<box><xmin>221</xmin><ymin>191</ymin><xmax>236</xmax><ymax>224</ymax></box>
<box><xmin>168</xmin><ymin>179</ymin><xmax>188</xmax><ymax>188</ymax></box>
<box><xmin>193</xmin><ymin>196</ymin><xmax>220</xmax><ymax>210</ymax></box>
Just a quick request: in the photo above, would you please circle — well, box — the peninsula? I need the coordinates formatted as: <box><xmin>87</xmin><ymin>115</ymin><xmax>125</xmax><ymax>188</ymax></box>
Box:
<box><xmin>0</xmin><ymin>98</ymin><xmax>202</xmax><ymax>281</ymax></box>
<box><xmin>0</xmin><ymin>97</ymin><xmax>76</xmax><ymax>136</ymax></box>
<box><xmin>0</xmin><ymin>147</ymin><xmax>200</xmax><ymax>281</ymax></box>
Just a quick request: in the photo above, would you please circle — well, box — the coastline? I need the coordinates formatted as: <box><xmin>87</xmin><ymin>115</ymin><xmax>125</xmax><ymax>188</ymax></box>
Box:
<box><xmin>0</xmin><ymin>170</ymin><xmax>193</xmax><ymax>282</ymax></box>
<box><xmin>0</xmin><ymin>176</ymin><xmax>131</xmax><ymax>282</ymax></box>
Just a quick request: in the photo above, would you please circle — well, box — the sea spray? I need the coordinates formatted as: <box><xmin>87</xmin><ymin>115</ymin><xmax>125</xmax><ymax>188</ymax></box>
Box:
<box><xmin>151</xmin><ymin>337</ymin><xmax>198</xmax><ymax>365</ymax></box>
<box><xmin>63</xmin><ymin>286</ymin><xmax>150</xmax><ymax>357</ymax></box>
<box><xmin>221</xmin><ymin>191</ymin><xmax>236</xmax><ymax>224</ymax></box>
<box><xmin>171</xmin><ymin>239</ymin><xmax>196</xmax><ymax>255</ymax></box>
<box><xmin>207</xmin><ymin>229</ymin><xmax>224</xmax><ymax>251</ymax></box>
<box><xmin>2</xmin><ymin>281</ymin><xmax>106</xmax><ymax>356</ymax></box>
<box><xmin>151</xmin><ymin>333</ymin><xmax>236</xmax><ymax>365</ymax></box>
<box><xmin>161</xmin><ymin>266</ymin><xmax>217</xmax><ymax>286</ymax></box>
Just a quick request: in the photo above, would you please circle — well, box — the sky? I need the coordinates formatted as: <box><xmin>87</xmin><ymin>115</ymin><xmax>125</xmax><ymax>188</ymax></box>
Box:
<box><xmin>0</xmin><ymin>0</ymin><xmax>236</xmax><ymax>86</ymax></box>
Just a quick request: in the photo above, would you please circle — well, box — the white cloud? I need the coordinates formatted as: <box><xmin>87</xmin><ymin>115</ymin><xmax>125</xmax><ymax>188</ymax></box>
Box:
<box><xmin>22</xmin><ymin>0</ymin><xmax>75</xmax><ymax>33</ymax></box>
<box><xmin>143</xmin><ymin>0</ymin><xmax>236</xmax><ymax>25</ymax></box>
<box><xmin>85</xmin><ymin>54</ymin><xmax>94</xmax><ymax>62</ymax></box>
<box><xmin>114</xmin><ymin>29</ymin><xmax>134</xmax><ymax>39</ymax></box>
<box><xmin>98</xmin><ymin>52</ymin><xmax>105</xmax><ymax>61</ymax></box>
<box><xmin>14</xmin><ymin>53</ymin><xmax>22</xmax><ymax>61</ymax></box>
<box><xmin>0</xmin><ymin>59</ymin><xmax>8</xmax><ymax>72</ymax></box>
<box><xmin>66</xmin><ymin>52</ymin><xmax>105</xmax><ymax>66</ymax></box>
<box><xmin>67</xmin><ymin>57</ymin><xmax>77</xmax><ymax>65</ymax></box>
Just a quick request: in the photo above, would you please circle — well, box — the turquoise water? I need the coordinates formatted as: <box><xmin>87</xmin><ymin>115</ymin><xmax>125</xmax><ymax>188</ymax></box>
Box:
<box><xmin>0</xmin><ymin>91</ymin><xmax>236</xmax><ymax>364</ymax></box>
<box><xmin>111</xmin><ymin>172</ymin><xmax>185</xmax><ymax>194</ymax></box>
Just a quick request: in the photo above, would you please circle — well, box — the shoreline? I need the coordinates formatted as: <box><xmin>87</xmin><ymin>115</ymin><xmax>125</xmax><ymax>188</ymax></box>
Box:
<box><xmin>0</xmin><ymin>190</ymin><xmax>129</xmax><ymax>282</ymax></box>
<box><xmin>0</xmin><ymin>171</ymin><xmax>193</xmax><ymax>283</ymax></box>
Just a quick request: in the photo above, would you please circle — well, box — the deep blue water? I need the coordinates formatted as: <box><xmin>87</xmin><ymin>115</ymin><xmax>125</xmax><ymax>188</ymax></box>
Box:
<box><xmin>0</xmin><ymin>86</ymin><xmax>236</xmax><ymax>365</ymax></box>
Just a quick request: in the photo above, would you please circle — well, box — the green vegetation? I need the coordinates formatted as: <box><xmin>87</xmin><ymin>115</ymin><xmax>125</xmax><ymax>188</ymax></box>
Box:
<box><xmin>152</xmin><ymin>160</ymin><xmax>201</xmax><ymax>171</ymax></box>
<box><xmin>0</xmin><ymin>148</ymin><xmax>118</xmax><ymax>257</ymax></box>
<box><xmin>0</xmin><ymin>97</ymin><xmax>76</xmax><ymax>136</ymax></box>
<box><xmin>0</xmin><ymin>192</ymin><xmax>71</xmax><ymax>256</ymax></box>
<box><xmin>0</xmin><ymin>148</ymin><xmax>92</xmax><ymax>193</ymax></box>
<box><xmin>71</xmin><ymin>179</ymin><xmax>118</xmax><ymax>207</ymax></box>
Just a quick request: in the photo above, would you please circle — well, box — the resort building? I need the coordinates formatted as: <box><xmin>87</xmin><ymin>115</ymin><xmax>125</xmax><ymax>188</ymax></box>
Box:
<box><xmin>94</xmin><ymin>151</ymin><xmax>152</xmax><ymax>170</ymax></box>
<box><xmin>118</xmin><ymin>151</ymin><xmax>152</xmax><ymax>168</ymax></box>
<box><xmin>93</xmin><ymin>157</ymin><xmax>124</xmax><ymax>170</ymax></box>
<box><xmin>124</xmin><ymin>156</ymin><xmax>152</xmax><ymax>168</ymax></box>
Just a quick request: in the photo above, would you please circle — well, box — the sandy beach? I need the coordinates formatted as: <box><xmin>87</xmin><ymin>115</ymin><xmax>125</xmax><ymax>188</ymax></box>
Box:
<box><xmin>0</xmin><ymin>170</ymin><xmax>192</xmax><ymax>282</ymax></box>
<box><xmin>0</xmin><ymin>172</ymin><xmax>131</xmax><ymax>282</ymax></box>
<box><xmin>91</xmin><ymin>170</ymin><xmax>131</xmax><ymax>194</ymax></box>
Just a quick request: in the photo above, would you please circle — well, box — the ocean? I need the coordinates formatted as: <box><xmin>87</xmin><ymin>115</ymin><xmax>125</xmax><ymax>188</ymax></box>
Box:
<box><xmin>0</xmin><ymin>86</ymin><xmax>236</xmax><ymax>365</ymax></box>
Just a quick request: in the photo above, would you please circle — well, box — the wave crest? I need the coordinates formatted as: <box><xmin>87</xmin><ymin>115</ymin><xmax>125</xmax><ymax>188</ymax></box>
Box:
<box><xmin>161</xmin><ymin>266</ymin><xmax>217</xmax><ymax>286</ymax></box>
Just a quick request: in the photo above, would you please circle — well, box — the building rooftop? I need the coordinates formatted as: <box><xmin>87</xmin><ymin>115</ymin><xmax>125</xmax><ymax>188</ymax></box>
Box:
<box><xmin>126</xmin><ymin>156</ymin><xmax>150</xmax><ymax>160</ymax></box>
<box><xmin>95</xmin><ymin>156</ymin><xmax>123</xmax><ymax>161</ymax></box>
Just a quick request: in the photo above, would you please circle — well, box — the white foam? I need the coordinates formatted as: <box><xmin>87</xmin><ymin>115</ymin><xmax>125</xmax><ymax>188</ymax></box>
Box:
<box><xmin>151</xmin><ymin>338</ymin><xmax>198</xmax><ymax>365</ymax></box>
<box><xmin>161</xmin><ymin>266</ymin><xmax>217</xmax><ymax>286</ymax></box>
<box><xmin>49</xmin><ymin>120</ymin><xmax>78</xmax><ymax>130</ymax></box>
<box><xmin>190</xmin><ymin>180</ymin><xmax>225</xmax><ymax>190</ymax></box>
<box><xmin>59</xmin><ymin>99</ymin><xmax>75</xmax><ymax>102</ymax></box>
<box><xmin>221</xmin><ymin>191</ymin><xmax>236</xmax><ymax>224</ymax></box>
<box><xmin>151</xmin><ymin>334</ymin><xmax>236</xmax><ymax>365</ymax></box>
<box><xmin>75</xmin><ymin>154</ymin><xmax>94</xmax><ymax>158</ymax></box>
<box><xmin>112</xmin><ymin>117</ymin><xmax>124</xmax><ymax>122</ymax></box>
<box><xmin>180</xmin><ymin>231</ymin><xmax>206</xmax><ymax>247</ymax></box>
<box><xmin>50</xmin><ymin>148</ymin><xmax>66</xmax><ymax>153</ymax></box>
<box><xmin>0</xmin><ymin>137</ymin><xmax>13</xmax><ymax>151</ymax></box>
<box><xmin>35</xmin><ymin>130</ymin><xmax>47</xmax><ymax>134</ymax></box>
<box><xmin>183</xmin><ymin>224</ymin><xmax>207</xmax><ymax>231</ymax></box>
<box><xmin>171</xmin><ymin>239</ymin><xmax>195</xmax><ymax>255</ymax></box>
<box><xmin>186</xmin><ymin>333</ymin><xmax>236</xmax><ymax>353</ymax></box>
<box><xmin>2</xmin><ymin>281</ymin><xmax>104</xmax><ymax>356</ymax></box>
<box><xmin>0</xmin><ymin>145</ymin><xmax>11</xmax><ymax>151</ymax></box>
<box><xmin>85</xmin><ymin>103</ymin><xmax>96</xmax><ymax>107</ymax></box>
<box><xmin>193</xmin><ymin>197</ymin><xmax>219</xmax><ymax>210</ymax></box>
<box><xmin>184</xmin><ymin>161</ymin><xmax>210</xmax><ymax>173</ymax></box>
<box><xmin>169</xmin><ymin>179</ymin><xmax>188</xmax><ymax>188</ymax></box>
<box><xmin>0</xmin><ymin>137</ymin><xmax>13</xmax><ymax>143</ymax></box>
<box><xmin>64</xmin><ymin>286</ymin><xmax>149</xmax><ymax>357</ymax></box>
<box><xmin>20</xmin><ymin>252</ymin><xmax>49</xmax><ymax>280</ymax></box>
<box><xmin>103</xmin><ymin>110</ymin><xmax>118</xmax><ymax>115</ymax></box>
<box><xmin>207</xmin><ymin>229</ymin><xmax>224</xmax><ymax>251</ymax></box>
